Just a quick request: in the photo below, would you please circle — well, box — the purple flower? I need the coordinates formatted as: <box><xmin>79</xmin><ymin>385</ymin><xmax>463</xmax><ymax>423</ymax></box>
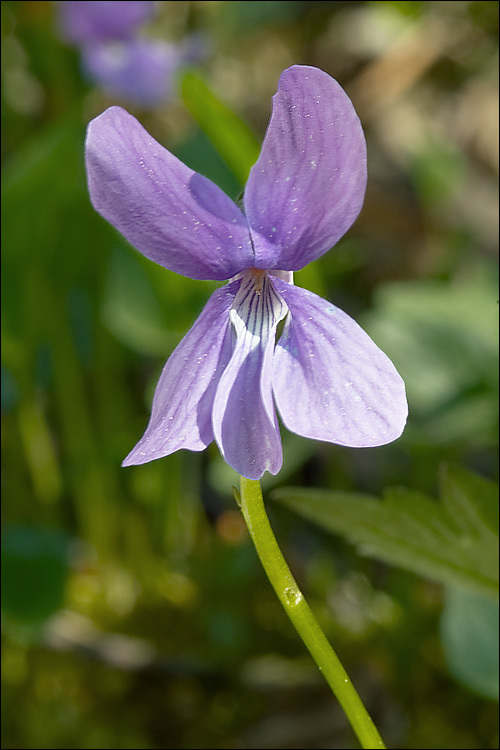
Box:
<box><xmin>85</xmin><ymin>65</ymin><xmax>408</xmax><ymax>479</ymax></box>
<box><xmin>57</xmin><ymin>1</ymin><xmax>208</xmax><ymax>108</ymax></box>
<box><xmin>81</xmin><ymin>38</ymin><xmax>186</xmax><ymax>108</ymax></box>
<box><xmin>58</xmin><ymin>1</ymin><xmax>155</xmax><ymax>46</ymax></box>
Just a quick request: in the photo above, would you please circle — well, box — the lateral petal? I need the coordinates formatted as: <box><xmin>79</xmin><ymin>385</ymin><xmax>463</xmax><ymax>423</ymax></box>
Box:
<box><xmin>123</xmin><ymin>283</ymin><xmax>237</xmax><ymax>466</ymax></box>
<box><xmin>212</xmin><ymin>273</ymin><xmax>287</xmax><ymax>479</ymax></box>
<box><xmin>244</xmin><ymin>65</ymin><xmax>367</xmax><ymax>271</ymax></box>
<box><xmin>272</xmin><ymin>279</ymin><xmax>408</xmax><ymax>447</ymax></box>
<box><xmin>86</xmin><ymin>107</ymin><xmax>254</xmax><ymax>280</ymax></box>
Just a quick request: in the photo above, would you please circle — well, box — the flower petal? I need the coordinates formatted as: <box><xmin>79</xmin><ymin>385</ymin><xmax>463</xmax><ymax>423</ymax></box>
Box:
<box><xmin>244</xmin><ymin>65</ymin><xmax>367</xmax><ymax>271</ymax></box>
<box><xmin>85</xmin><ymin>107</ymin><xmax>254</xmax><ymax>280</ymax></box>
<box><xmin>212</xmin><ymin>273</ymin><xmax>287</xmax><ymax>479</ymax></box>
<box><xmin>272</xmin><ymin>279</ymin><xmax>408</xmax><ymax>447</ymax></box>
<box><xmin>123</xmin><ymin>283</ymin><xmax>237</xmax><ymax>466</ymax></box>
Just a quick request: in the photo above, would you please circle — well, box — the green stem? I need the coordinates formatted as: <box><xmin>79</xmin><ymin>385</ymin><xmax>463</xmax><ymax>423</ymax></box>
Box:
<box><xmin>238</xmin><ymin>476</ymin><xmax>386</xmax><ymax>750</ymax></box>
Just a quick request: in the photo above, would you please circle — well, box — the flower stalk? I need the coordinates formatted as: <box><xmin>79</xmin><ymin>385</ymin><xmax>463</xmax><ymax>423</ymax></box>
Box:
<box><xmin>238</xmin><ymin>475</ymin><xmax>386</xmax><ymax>750</ymax></box>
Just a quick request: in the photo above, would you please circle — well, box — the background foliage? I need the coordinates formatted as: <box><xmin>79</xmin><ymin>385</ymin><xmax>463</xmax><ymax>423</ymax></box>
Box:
<box><xmin>2</xmin><ymin>2</ymin><xmax>498</xmax><ymax>748</ymax></box>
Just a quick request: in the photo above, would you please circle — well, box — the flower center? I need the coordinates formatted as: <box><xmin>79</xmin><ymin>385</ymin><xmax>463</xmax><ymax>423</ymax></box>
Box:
<box><xmin>249</xmin><ymin>268</ymin><xmax>267</xmax><ymax>295</ymax></box>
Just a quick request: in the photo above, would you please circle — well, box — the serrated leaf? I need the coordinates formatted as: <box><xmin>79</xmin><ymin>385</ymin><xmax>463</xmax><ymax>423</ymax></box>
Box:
<box><xmin>361</xmin><ymin>272</ymin><xmax>499</xmax><ymax>446</ymax></box>
<box><xmin>440</xmin><ymin>464</ymin><xmax>499</xmax><ymax>537</ymax></box>
<box><xmin>273</xmin><ymin>465</ymin><xmax>498</xmax><ymax>598</ymax></box>
<box><xmin>181</xmin><ymin>69</ymin><xmax>261</xmax><ymax>186</ymax></box>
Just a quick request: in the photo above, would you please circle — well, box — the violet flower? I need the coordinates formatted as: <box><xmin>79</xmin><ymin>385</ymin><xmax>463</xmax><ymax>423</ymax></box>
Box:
<box><xmin>58</xmin><ymin>1</ymin><xmax>155</xmax><ymax>46</ymax></box>
<box><xmin>58</xmin><ymin>1</ymin><xmax>207</xmax><ymax>108</ymax></box>
<box><xmin>58</xmin><ymin>0</ymin><xmax>155</xmax><ymax>47</ymax></box>
<box><xmin>81</xmin><ymin>38</ymin><xmax>187</xmax><ymax>108</ymax></box>
<box><xmin>85</xmin><ymin>65</ymin><xmax>408</xmax><ymax>479</ymax></box>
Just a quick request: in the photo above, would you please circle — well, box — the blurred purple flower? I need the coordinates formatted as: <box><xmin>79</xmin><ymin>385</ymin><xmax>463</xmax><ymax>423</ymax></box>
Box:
<box><xmin>58</xmin><ymin>1</ymin><xmax>155</xmax><ymax>46</ymax></box>
<box><xmin>81</xmin><ymin>38</ymin><xmax>186</xmax><ymax>108</ymax></box>
<box><xmin>85</xmin><ymin>65</ymin><xmax>407</xmax><ymax>479</ymax></box>
<box><xmin>58</xmin><ymin>1</ymin><xmax>207</xmax><ymax>108</ymax></box>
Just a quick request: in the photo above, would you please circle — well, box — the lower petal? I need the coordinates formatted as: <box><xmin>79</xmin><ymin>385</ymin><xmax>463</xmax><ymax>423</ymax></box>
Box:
<box><xmin>272</xmin><ymin>279</ymin><xmax>408</xmax><ymax>447</ymax></box>
<box><xmin>212</xmin><ymin>273</ymin><xmax>287</xmax><ymax>479</ymax></box>
<box><xmin>123</xmin><ymin>283</ymin><xmax>236</xmax><ymax>465</ymax></box>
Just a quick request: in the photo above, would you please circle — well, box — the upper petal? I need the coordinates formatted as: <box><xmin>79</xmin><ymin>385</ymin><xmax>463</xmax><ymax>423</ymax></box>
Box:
<box><xmin>244</xmin><ymin>65</ymin><xmax>367</xmax><ymax>271</ymax></box>
<box><xmin>272</xmin><ymin>279</ymin><xmax>408</xmax><ymax>447</ymax></box>
<box><xmin>85</xmin><ymin>107</ymin><xmax>254</xmax><ymax>280</ymax></box>
<box><xmin>212</xmin><ymin>273</ymin><xmax>287</xmax><ymax>479</ymax></box>
<box><xmin>123</xmin><ymin>282</ymin><xmax>237</xmax><ymax>466</ymax></box>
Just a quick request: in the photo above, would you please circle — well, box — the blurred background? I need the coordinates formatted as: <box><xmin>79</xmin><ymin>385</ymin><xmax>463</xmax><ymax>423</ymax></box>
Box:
<box><xmin>1</xmin><ymin>1</ymin><xmax>498</xmax><ymax>748</ymax></box>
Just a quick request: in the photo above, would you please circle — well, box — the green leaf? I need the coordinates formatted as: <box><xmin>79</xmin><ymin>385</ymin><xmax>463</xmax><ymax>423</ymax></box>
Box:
<box><xmin>181</xmin><ymin>69</ymin><xmax>261</xmax><ymax>186</ymax></box>
<box><xmin>440</xmin><ymin>464</ymin><xmax>499</xmax><ymax>537</ymax></box>
<box><xmin>1</xmin><ymin>525</ymin><xmax>69</xmax><ymax>624</ymax></box>
<box><xmin>2</xmin><ymin>111</ymin><xmax>87</xmax><ymax>338</ymax></box>
<box><xmin>273</xmin><ymin>465</ymin><xmax>499</xmax><ymax>598</ymax></box>
<box><xmin>102</xmin><ymin>246</ymin><xmax>176</xmax><ymax>356</ymax></box>
<box><xmin>173</xmin><ymin>128</ymin><xmax>242</xmax><ymax>200</ymax></box>
<box><xmin>440</xmin><ymin>586</ymin><xmax>499</xmax><ymax>700</ymax></box>
<box><xmin>361</xmin><ymin>269</ymin><xmax>499</xmax><ymax>446</ymax></box>
<box><xmin>221</xmin><ymin>1</ymin><xmax>307</xmax><ymax>33</ymax></box>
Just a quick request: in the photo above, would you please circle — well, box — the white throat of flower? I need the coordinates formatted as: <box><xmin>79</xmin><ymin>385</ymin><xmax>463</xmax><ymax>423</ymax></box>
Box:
<box><xmin>230</xmin><ymin>270</ymin><xmax>288</xmax><ymax>352</ymax></box>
